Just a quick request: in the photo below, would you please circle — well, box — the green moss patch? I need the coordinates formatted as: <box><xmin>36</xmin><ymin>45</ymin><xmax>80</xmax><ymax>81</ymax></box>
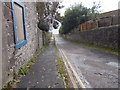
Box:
<box><xmin>61</xmin><ymin>35</ymin><xmax>119</xmax><ymax>56</ymax></box>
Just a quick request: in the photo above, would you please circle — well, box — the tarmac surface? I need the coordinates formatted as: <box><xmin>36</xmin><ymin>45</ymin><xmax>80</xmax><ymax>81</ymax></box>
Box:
<box><xmin>16</xmin><ymin>35</ymin><xmax>119</xmax><ymax>88</ymax></box>
<box><xmin>55</xmin><ymin>35</ymin><xmax>119</xmax><ymax>88</ymax></box>
<box><xmin>17</xmin><ymin>40</ymin><xmax>64</xmax><ymax>88</ymax></box>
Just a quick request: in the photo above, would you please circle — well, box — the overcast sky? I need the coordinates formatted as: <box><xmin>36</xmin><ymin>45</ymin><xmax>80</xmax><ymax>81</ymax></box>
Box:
<box><xmin>59</xmin><ymin>0</ymin><xmax>120</xmax><ymax>16</ymax></box>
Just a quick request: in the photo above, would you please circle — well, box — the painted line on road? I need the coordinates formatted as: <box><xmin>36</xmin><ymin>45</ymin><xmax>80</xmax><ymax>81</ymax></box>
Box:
<box><xmin>61</xmin><ymin>49</ymin><xmax>86</xmax><ymax>88</ymax></box>
<box><xmin>59</xmin><ymin>49</ymin><xmax>79</xmax><ymax>88</ymax></box>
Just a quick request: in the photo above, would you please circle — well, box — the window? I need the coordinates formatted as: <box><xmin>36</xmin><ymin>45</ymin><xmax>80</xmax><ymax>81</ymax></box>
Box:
<box><xmin>12</xmin><ymin>0</ymin><xmax>27</xmax><ymax>49</ymax></box>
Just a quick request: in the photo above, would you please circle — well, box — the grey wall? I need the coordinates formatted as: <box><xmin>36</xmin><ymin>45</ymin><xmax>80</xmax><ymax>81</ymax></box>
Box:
<box><xmin>2</xmin><ymin>2</ymin><xmax>43</xmax><ymax>88</ymax></box>
<box><xmin>0</xmin><ymin>1</ymin><xmax>2</xmax><ymax>89</ymax></box>
<box><xmin>65</xmin><ymin>25</ymin><xmax>119</xmax><ymax>50</ymax></box>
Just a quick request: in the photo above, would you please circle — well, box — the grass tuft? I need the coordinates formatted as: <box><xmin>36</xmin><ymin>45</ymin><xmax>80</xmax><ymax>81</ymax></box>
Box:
<box><xmin>61</xmin><ymin>35</ymin><xmax>119</xmax><ymax>56</ymax></box>
<box><xmin>54</xmin><ymin>37</ymin><xmax>69</xmax><ymax>88</ymax></box>
<box><xmin>3</xmin><ymin>44</ymin><xmax>48</xmax><ymax>89</ymax></box>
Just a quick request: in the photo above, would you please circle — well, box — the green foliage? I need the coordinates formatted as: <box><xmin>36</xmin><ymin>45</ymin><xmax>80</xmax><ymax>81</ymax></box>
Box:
<box><xmin>36</xmin><ymin>2</ymin><xmax>61</xmax><ymax>25</ymax></box>
<box><xmin>19</xmin><ymin>66</ymin><xmax>29</xmax><ymax>75</ymax></box>
<box><xmin>3</xmin><ymin>37</ymin><xmax>49</xmax><ymax>89</ymax></box>
<box><xmin>60</xmin><ymin>2</ymin><xmax>101</xmax><ymax>34</ymax></box>
<box><xmin>61</xmin><ymin>3</ymin><xmax>90</xmax><ymax>34</ymax></box>
<box><xmin>18</xmin><ymin>44</ymin><xmax>48</xmax><ymax>76</ymax></box>
<box><xmin>61</xmin><ymin>35</ymin><xmax>119</xmax><ymax>56</ymax></box>
<box><xmin>2</xmin><ymin>82</ymin><xmax>12</xmax><ymax>90</ymax></box>
<box><xmin>59</xmin><ymin>26</ymin><xmax>63</xmax><ymax>34</ymax></box>
<box><xmin>18</xmin><ymin>57</ymin><xmax>37</xmax><ymax>75</ymax></box>
<box><xmin>38</xmin><ymin>22</ymin><xmax>49</xmax><ymax>32</ymax></box>
<box><xmin>90</xmin><ymin>2</ymin><xmax>101</xmax><ymax>19</ymax></box>
<box><xmin>54</xmin><ymin>38</ymin><xmax>69</xmax><ymax>88</ymax></box>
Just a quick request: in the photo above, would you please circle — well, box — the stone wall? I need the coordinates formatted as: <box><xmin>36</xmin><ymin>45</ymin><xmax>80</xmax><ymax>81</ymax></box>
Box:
<box><xmin>64</xmin><ymin>25</ymin><xmax>119</xmax><ymax>50</ymax></box>
<box><xmin>0</xmin><ymin>1</ymin><xmax>2</xmax><ymax>89</ymax></box>
<box><xmin>2</xmin><ymin>2</ymin><xmax>44</xmax><ymax>88</ymax></box>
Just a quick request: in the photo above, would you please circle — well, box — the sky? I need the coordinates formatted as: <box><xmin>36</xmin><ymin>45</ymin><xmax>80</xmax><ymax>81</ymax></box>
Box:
<box><xmin>52</xmin><ymin>0</ymin><xmax>119</xmax><ymax>34</ymax></box>
<box><xmin>59</xmin><ymin>0</ymin><xmax>120</xmax><ymax>16</ymax></box>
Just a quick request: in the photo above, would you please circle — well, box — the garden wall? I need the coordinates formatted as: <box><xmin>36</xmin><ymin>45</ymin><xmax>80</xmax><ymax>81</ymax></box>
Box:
<box><xmin>64</xmin><ymin>25</ymin><xmax>119</xmax><ymax>50</ymax></box>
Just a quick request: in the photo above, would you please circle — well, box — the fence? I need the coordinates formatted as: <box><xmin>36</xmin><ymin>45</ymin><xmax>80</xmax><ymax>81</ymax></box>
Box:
<box><xmin>80</xmin><ymin>16</ymin><xmax>118</xmax><ymax>32</ymax></box>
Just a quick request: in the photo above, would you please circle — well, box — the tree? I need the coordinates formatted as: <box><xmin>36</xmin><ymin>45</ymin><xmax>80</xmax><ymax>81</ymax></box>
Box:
<box><xmin>61</xmin><ymin>3</ymin><xmax>90</xmax><ymax>34</ymax></box>
<box><xmin>60</xmin><ymin>2</ymin><xmax>101</xmax><ymax>34</ymax></box>
<box><xmin>90</xmin><ymin>1</ymin><xmax>101</xmax><ymax>19</ymax></box>
<box><xmin>36</xmin><ymin>2</ymin><xmax>61</xmax><ymax>31</ymax></box>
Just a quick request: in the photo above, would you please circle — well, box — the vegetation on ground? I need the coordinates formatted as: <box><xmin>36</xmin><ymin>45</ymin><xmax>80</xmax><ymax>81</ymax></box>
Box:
<box><xmin>61</xmin><ymin>35</ymin><xmax>119</xmax><ymax>56</ymax></box>
<box><xmin>54</xmin><ymin>37</ymin><xmax>69</xmax><ymax>88</ymax></box>
<box><xmin>18</xmin><ymin>46</ymin><xmax>46</xmax><ymax>75</ymax></box>
<box><xmin>3</xmin><ymin>43</ymin><xmax>49</xmax><ymax>89</ymax></box>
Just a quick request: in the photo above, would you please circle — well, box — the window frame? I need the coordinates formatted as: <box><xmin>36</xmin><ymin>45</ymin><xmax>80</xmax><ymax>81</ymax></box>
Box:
<box><xmin>12</xmin><ymin>0</ymin><xmax>27</xmax><ymax>49</ymax></box>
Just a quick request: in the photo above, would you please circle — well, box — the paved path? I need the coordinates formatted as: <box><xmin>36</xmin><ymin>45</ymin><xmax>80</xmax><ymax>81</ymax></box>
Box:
<box><xmin>55</xmin><ymin>35</ymin><xmax>119</xmax><ymax>88</ymax></box>
<box><xmin>17</xmin><ymin>40</ymin><xmax>64</xmax><ymax>88</ymax></box>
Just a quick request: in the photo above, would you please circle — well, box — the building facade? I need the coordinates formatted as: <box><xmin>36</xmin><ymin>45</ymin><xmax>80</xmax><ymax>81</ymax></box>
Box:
<box><xmin>1</xmin><ymin>1</ymin><xmax>45</xmax><ymax>88</ymax></box>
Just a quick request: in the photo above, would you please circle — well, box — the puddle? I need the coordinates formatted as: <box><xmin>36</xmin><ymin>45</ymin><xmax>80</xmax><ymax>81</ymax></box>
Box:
<box><xmin>106</xmin><ymin>62</ymin><xmax>119</xmax><ymax>68</ymax></box>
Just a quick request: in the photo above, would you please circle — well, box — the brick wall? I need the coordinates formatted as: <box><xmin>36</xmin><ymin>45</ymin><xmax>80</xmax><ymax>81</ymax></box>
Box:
<box><xmin>2</xmin><ymin>2</ymin><xmax>44</xmax><ymax>88</ymax></box>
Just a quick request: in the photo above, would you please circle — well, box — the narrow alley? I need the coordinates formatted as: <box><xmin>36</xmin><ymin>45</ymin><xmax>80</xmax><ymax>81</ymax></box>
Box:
<box><xmin>16</xmin><ymin>35</ymin><xmax>119</xmax><ymax>88</ymax></box>
<box><xmin>55</xmin><ymin>35</ymin><xmax>119</xmax><ymax>88</ymax></box>
<box><xmin>1</xmin><ymin>1</ymin><xmax>119</xmax><ymax>89</ymax></box>
<box><xmin>16</xmin><ymin>39</ymin><xmax>64</xmax><ymax>88</ymax></box>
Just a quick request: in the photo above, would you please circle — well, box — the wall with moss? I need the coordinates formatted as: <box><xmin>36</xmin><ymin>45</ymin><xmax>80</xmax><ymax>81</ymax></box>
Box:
<box><xmin>64</xmin><ymin>25</ymin><xmax>119</xmax><ymax>50</ymax></box>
